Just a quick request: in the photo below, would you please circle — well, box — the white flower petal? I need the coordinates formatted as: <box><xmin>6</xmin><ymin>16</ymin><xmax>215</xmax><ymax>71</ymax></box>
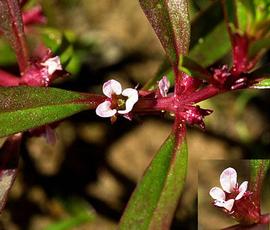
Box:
<box><xmin>118</xmin><ymin>88</ymin><xmax>138</xmax><ymax>114</ymax></box>
<box><xmin>235</xmin><ymin>181</ymin><xmax>248</xmax><ymax>200</ymax></box>
<box><xmin>158</xmin><ymin>76</ymin><xmax>170</xmax><ymax>97</ymax></box>
<box><xmin>209</xmin><ymin>187</ymin><xmax>226</xmax><ymax>201</ymax></box>
<box><xmin>220</xmin><ymin>167</ymin><xmax>237</xmax><ymax>193</ymax></box>
<box><xmin>214</xmin><ymin>200</ymin><xmax>226</xmax><ymax>208</ymax></box>
<box><xmin>95</xmin><ymin>101</ymin><xmax>116</xmax><ymax>118</ymax></box>
<box><xmin>41</xmin><ymin>56</ymin><xmax>62</xmax><ymax>75</ymax></box>
<box><xmin>103</xmin><ymin>79</ymin><xmax>122</xmax><ymax>97</ymax></box>
<box><xmin>223</xmin><ymin>199</ymin><xmax>235</xmax><ymax>212</ymax></box>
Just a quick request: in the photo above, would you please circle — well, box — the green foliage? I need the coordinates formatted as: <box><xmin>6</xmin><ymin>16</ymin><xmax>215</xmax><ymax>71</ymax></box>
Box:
<box><xmin>189</xmin><ymin>22</ymin><xmax>231</xmax><ymax>67</ymax></box>
<box><xmin>119</xmin><ymin>134</ymin><xmax>188</xmax><ymax>230</ymax></box>
<box><xmin>45</xmin><ymin>198</ymin><xmax>95</xmax><ymax>230</ymax></box>
<box><xmin>139</xmin><ymin>0</ymin><xmax>190</xmax><ymax>66</ymax></box>
<box><xmin>0</xmin><ymin>87</ymin><xmax>99</xmax><ymax>137</ymax></box>
<box><xmin>0</xmin><ymin>39</ymin><xmax>17</xmax><ymax>66</ymax></box>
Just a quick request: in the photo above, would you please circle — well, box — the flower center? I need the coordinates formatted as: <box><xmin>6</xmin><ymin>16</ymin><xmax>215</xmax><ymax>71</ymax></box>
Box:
<box><xmin>110</xmin><ymin>94</ymin><xmax>128</xmax><ymax>111</ymax></box>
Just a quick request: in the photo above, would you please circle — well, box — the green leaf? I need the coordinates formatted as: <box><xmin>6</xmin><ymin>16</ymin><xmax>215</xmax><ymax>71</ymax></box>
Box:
<box><xmin>139</xmin><ymin>0</ymin><xmax>190</xmax><ymax>66</ymax></box>
<box><xmin>250</xmin><ymin>65</ymin><xmax>270</xmax><ymax>89</ymax></box>
<box><xmin>240</xmin><ymin>0</ymin><xmax>256</xmax><ymax>18</ymax></box>
<box><xmin>189</xmin><ymin>22</ymin><xmax>231</xmax><ymax>67</ymax></box>
<box><xmin>119</xmin><ymin>133</ymin><xmax>188</xmax><ymax>230</ymax></box>
<box><xmin>40</xmin><ymin>28</ymin><xmax>76</xmax><ymax>69</ymax></box>
<box><xmin>0</xmin><ymin>39</ymin><xmax>16</xmax><ymax>66</ymax></box>
<box><xmin>249</xmin><ymin>37</ymin><xmax>270</xmax><ymax>59</ymax></box>
<box><xmin>253</xmin><ymin>79</ymin><xmax>270</xmax><ymax>89</ymax></box>
<box><xmin>190</xmin><ymin>1</ymin><xmax>223</xmax><ymax>49</ymax></box>
<box><xmin>143</xmin><ymin>2</ymin><xmax>227</xmax><ymax>90</ymax></box>
<box><xmin>0</xmin><ymin>87</ymin><xmax>102</xmax><ymax>137</ymax></box>
<box><xmin>45</xmin><ymin>198</ymin><xmax>95</xmax><ymax>230</ymax></box>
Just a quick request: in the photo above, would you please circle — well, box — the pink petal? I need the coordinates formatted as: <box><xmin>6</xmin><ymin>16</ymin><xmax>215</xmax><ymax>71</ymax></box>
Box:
<box><xmin>220</xmin><ymin>167</ymin><xmax>237</xmax><ymax>193</ymax></box>
<box><xmin>223</xmin><ymin>199</ymin><xmax>234</xmax><ymax>212</ymax></box>
<box><xmin>95</xmin><ymin>101</ymin><xmax>116</xmax><ymax>118</ymax></box>
<box><xmin>41</xmin><ymin>56</ymin><xmax>62</xmax><ymax>75</ymax></box>
<box><xmin>158</xmin><ymin>76</ymin><xmax>170</xmax><ymax>97</ymax></box>
<box><xmin>209</xmin><ymin>187</ymin><xmax>226</xmax><ymax>201</ymax></box>
<box><xmin>235</xmin><ymin>181</ymin><xmax>248</xmax><ymax>200</ymax></box>
<box><xmin>102</xmin><ymin>79</ymin><xmax>122</xmax><ymax>98</ymax></box>
<box><xmin>118</xmin><ymin>88</ymin><xmax>138</xmax><ymax>114</ymax></box>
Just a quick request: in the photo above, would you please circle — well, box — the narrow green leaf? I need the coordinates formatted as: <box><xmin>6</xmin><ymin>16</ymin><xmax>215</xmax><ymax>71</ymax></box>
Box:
<box><xmin>0</xmin><ymin>39</ymin><xmax>16</xmax><ymax>65</ymax></box>
<box><xmin>253</xmin><ymin>79</ymin><xmax>270</xmax><ymax>89</ymax></box>
<box><xmin>249</xmin><ymin>37</ymin><xmax>270</xmax><ymax>59</ymax></box>
<box><xmin>45</xmin><ymin>213</ymin><xmax>91</xmax><ymax>230</ymax></box>
<box><xmin>250</xmin><ymin>65</ymin><xmax>270</xmax><ymax>89</ymax></box>
<box><xmin>240</xmin><ymin>0</ymin><xmax>256</xmax><ymax>18</ymax></box>
<box><xmin>143</xmin><ymin>2</ymin><xmax>227</xmax><ymax>90</ymax></box>
<box><xmin>0</xmin><ymin>87</ymin><xmax>102</xmax><ymax>137</ymax></box>
<box><xmin>190</xmin><ymin>1</ymin><xmax>223</xmax><ymax>49</ymax></box>
<box><xmin>139</xmin><ymin>0</ymin><xmax>190</xmax><ymax>66</ymax></box>
<box><xmin>189</xmin><ymin>22</ymin><xmax>231</xmax><ymax>67</ymax></box>
<box><xmin>45</xmin><ymin>198</ymin><xmax>95</xmax><ymax>230</ymax></box>
<box><xmin>119</xmin><ymin>133</ymin><xmax>188</xmax><ymax>230</ymax></box>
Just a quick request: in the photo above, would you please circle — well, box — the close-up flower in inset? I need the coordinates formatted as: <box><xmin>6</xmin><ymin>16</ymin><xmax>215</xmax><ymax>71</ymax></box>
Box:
<box><xmin>209</xmin><ymin>167</ymin><xmax>265</xmax><ymax>225</ymax></box>
<box><xmin>96</xmin><ymin>79</ymin><xmax>139</xmax><ymax>118</ymax></box>
<box><xmin>209</xmin><ymin>167</ymin><xmax>248</xmax><ymax>212</ymax></box>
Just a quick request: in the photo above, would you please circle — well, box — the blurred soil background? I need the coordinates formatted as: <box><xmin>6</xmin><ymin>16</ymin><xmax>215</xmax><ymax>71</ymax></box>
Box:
<box><xmin>0</xmin><ymin>0</ymin><xmax>270</xmax><ymax>229</ymax></box>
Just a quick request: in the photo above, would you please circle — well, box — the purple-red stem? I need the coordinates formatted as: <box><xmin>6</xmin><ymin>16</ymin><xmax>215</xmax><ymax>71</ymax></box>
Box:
<box><xmin>0</xmin><ymin>70</ymin><xmax>20</xmax><ymax>86</ymax></box>
<box><xmin>5</xmin><ymin>0</ymin><xmax>29</xmax><ymax>74</ymax></box>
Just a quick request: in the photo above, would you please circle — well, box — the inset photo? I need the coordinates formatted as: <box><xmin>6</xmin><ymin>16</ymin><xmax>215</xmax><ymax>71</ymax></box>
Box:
<box><xmin>198</xmin><ymin>160</ymin><xmax>270</xmax><ymax>230</ymax></box>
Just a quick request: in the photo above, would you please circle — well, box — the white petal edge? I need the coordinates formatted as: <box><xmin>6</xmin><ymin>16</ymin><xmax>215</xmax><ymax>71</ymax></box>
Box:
<box><xmin>158</xmin><ymin>76</ymin><xmax>170</xmax><ymax>97</ymax></box>
<box><xmin>118</xmin><ymin>88</ymin><xmax>138</xmax><ymax>114</ymax></box>
<box><xmin>103</xmin><ymin>79</ymin><xmax>122</xmax><ymax>97</ymax></box>
<box><xmin>220</xmin><ymin>167</ymin><xmax>237</xmax><ymax>193</ymax></box>
<box><xmin>235</xmin><ymin>181</ymin><xmax>248</xmax><ymax>200</ymax></box>
<box><xmin>214</xmin><ymin>200</ymin><xmax>225</xmax><ymax>208</ymax></box>
<box><xmin>223</xmin><ymin>199</ymin><xmax>235</xmax><ymax>212</ymax></box>
<box><xmin>209</xmin><ymin>187</ymin><xmax>225</xmax><ymax>201</ymax></box>
<box><xmin>41</xmin><ymin>56</ymin><xmax>62</xmax><ymax>75</ymax></box>
<box><xmin>95</xmin><ymin>101</ymin><xmax>116</xmax><ymax>118</ymax></box>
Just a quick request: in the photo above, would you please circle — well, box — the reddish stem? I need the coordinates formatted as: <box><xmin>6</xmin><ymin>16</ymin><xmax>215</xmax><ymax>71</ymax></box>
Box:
<box><xmin>184</xmin><ymin>84</ymin><xmax>222</xmax><ymax>104</ymax></box>
<box><xmin>259</xmin><ymin>214</ymin><xmax>270</xmax><ymax>224</ymax></box>
<box><xmin>5</xmin><ymin>0</ymin><xmax>29</xmax><ymax>74</ymax></box>
<box><xmin>0</xmin><ymin>70</ymin><xmax>20</xmax><ymax>86</ymax></box>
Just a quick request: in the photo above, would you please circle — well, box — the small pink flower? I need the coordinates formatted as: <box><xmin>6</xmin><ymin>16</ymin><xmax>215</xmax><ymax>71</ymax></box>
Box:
<box><xmin>41</xmin><ymin>56</ymin><xmax>62</xmax><ymax>75</ymax></box>
<box><xmin>21</xmin><ymin>55</ymin><xmax>63</xmax><ymax>86</ymax></box>
<box><xmin>96</xmin><ymin>79</ymin><xmax>138</xmax><ymax>118</ymax></box>
<box><xmin>209</xmin><ymin>167</ymin><xmax>248</xmax><ymax>212</ymax></box>
<box><xmin>158</xmin><ymin>76</ymin><xmax>170</xmax><ymax>97</ymax></box>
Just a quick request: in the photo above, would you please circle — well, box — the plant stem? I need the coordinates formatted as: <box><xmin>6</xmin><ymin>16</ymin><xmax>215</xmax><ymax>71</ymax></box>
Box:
<box><xmin>0</xmin><ymin>70</ymin><xmax>20</xmax><ymax>86</ymax></box>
